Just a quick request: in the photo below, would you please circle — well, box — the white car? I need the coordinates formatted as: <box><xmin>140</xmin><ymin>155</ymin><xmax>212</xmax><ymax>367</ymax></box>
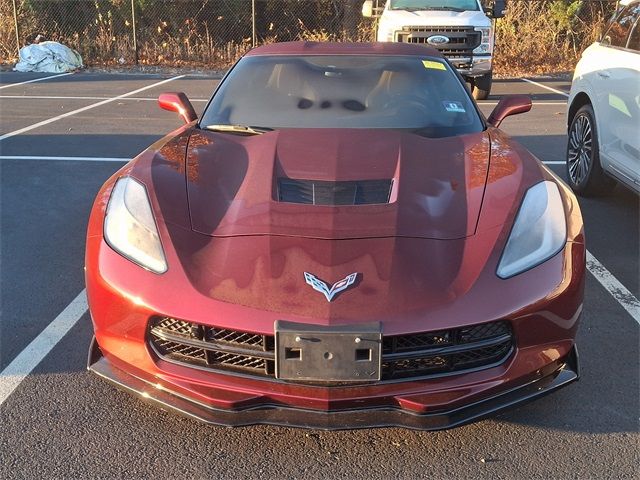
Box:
<box><xmin>567</xmin><ymin>0</ymin><xmax>640</xmax><ymax>195</ymax></box>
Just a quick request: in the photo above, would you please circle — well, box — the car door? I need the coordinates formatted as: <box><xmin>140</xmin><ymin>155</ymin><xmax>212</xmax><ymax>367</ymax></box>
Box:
<box><xmin>595</xmin><ymin>4</ymin><xmax>640</xmax><ymax>187</ymax></box>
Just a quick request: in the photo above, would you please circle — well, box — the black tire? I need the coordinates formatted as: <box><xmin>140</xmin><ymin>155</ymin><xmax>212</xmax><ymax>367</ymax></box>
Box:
<box><xmin>566</xmin><ymin>104</ymin><xmax>616</xmax><ymax>196</ymax></box>
<box><xmin>471</xmin><ymin>72</ymin><xmax>492</xmax><ymax>100</ymax></box>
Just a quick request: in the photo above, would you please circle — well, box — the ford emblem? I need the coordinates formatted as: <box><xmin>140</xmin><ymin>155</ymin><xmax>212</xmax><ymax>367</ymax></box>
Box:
<box><xmin>426</xmin><ymin>35</ymin><xmax>450</xmax><ymax>46</ymax></box>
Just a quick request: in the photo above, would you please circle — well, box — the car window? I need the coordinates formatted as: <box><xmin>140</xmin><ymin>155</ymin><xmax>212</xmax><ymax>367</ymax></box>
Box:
<box><xmin>201</xmin><ymin>55</ymin><xmax>483</xmax><ymax>138</ymax></box>
<box><xmin>602</xmin><ymin>4</ymin><xmax>640</xmax><ymax>48</ymax></box>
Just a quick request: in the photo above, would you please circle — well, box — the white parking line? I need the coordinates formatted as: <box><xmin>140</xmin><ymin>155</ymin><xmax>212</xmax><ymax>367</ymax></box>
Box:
<box><xmin>0</xmin><ymin>290</ymin><xmax>88</xmax><ymax>406</ymax></box>
<box><xmin>587</xmin><ymin>252</ymin><xmax>640</xmax><ymax>325</ymax></box>
<box><xmin>0</xmin><ymin>155</ymin><xmax>564</xmax><ymax>165</ymax></box>
<box><xmin>521</xmin><ymin>78</ymin><xmax>570</xmax><ymax>98</ymax></box>
<box><xmin>0</xmin><ymin>72</ymin><xmax>74</xmax><ymax>90</ymax></box>
<box><xmin>0</xmin><ymin>155</ymin><xmax>129</xmax><ymax>162</ymax></box>
<box><xmin>1</xmin><ymin>95</ymin><xmax>563</xmax><ymax>106</ymax></box>
<box><xmin>0</xmin><ymin>95</ymin><xmax>564</xmax><ymax>106</ymax></box>
<box><xmin>0</xmin><ymin>94</ymin><xmax>209</xmax><ymax>102</ymax></box>
<box><xmin>0</xmin><ymin>75</ymin><xmax>185</xmax><ymax>142</ymax></box>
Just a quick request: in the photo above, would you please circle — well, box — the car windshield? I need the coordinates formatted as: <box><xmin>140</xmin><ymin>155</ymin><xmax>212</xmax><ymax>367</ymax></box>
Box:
<box><xmin>201</xmin><ymin>55</ymin><xmax>483</xmax><ymax>138</ymax></box>
<box><xmin>389</xmin><ymin>0</ymin><xmax>479</xmax><ymax>11</ymax></box>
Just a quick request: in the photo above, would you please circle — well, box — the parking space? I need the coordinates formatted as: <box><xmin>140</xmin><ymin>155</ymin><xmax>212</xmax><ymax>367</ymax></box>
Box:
<box><xmin>0</xmin><ymin>75</ymin><xmax>215</xmax><ymax>157</ymax></box>
<box><xmin>0</xmin><ymin>71</ymin><xmax>637</xmax><ymax>479</ymax></box>
<box><xmin>0</xmin><ymin>98</ymin><xmax>101</xmax><ymax>135</ymax></box>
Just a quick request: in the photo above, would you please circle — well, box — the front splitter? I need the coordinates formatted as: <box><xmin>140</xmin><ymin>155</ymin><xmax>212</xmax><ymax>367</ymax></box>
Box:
<box><xmin>87</xmin><ymin>337</ymin><xmax>579</xmax><ymax>431</ymax></box>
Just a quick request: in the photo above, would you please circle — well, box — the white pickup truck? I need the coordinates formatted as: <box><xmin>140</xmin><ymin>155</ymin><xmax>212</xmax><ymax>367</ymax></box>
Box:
<box><xmin>362</xmin><ymin>0</ymin><xmax>505</xmax><ymax>99</ymax></box>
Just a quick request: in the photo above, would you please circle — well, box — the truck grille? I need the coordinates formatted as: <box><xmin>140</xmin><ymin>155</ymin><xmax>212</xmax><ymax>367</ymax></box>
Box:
<box><xmin>149</xmin><ymin>317</ymin><xmax>513</xmax><ymax>383</ymax></box>
<box><xmin>395</xmin><ymin>26</ymin><xmax>480</xmax><ymax>57</ymax></box>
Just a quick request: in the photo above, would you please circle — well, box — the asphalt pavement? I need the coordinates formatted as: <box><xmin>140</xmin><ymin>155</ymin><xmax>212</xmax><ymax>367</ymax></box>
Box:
<box><xmin>0</xmin><ymin>71</ymin><xmax>638</xmax><ymax>479</ymax></box>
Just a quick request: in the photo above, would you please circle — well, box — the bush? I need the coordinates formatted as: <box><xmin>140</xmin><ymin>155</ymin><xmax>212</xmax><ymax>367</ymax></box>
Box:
<box><xmin>494</xmin><ymin>0</ymin><xmax>616</xmax><ymax>75</ymax></box>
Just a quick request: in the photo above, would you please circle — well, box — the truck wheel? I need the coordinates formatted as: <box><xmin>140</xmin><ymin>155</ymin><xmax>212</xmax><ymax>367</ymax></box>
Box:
<box><xmin>472</xmin><ymin>72</ymin><xmax>492</xmax><ymax>100</ymax></box>
<box><xmin>464</xmin><ymin>79</ymin><xmax>473</xmax><ymax>94</ymax></box>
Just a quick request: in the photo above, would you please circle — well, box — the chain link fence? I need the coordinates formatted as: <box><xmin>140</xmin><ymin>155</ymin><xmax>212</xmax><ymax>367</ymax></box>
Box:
<box><xmin>1</xmin><ymin>0</ymin><xmax>617</xmax><ymax>72</ymax></box>
<box><xmin>2</xmin><ymin>0</ymin><xmax>374</xmax><ymax>67</ymax></box>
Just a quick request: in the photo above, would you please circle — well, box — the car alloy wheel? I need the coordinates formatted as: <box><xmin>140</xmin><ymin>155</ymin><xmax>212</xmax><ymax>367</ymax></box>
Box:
<box><xmin>565</xmin><ymin>103</ymin><xmax>616</xmax><ymax>196</ymax></box>
<box><xmin>567</xmin><ymin>113</ymin><xmax>592</xmax><ymax>186</ymax></box>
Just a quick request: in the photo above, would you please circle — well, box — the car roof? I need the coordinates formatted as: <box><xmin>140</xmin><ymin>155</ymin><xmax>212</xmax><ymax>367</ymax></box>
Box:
<box><xmin>245</xmin><ymin>41</ymin><xmax>444</xmax><ymax>58</ymax></box>
<box><xmin>620</xmin><ymin>0</ymin><xmax>639</xmax><ymax>5</ymax></box>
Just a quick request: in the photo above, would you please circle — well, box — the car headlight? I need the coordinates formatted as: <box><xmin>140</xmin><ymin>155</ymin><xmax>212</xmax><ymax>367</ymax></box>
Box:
<box><xmin>104</xmin><ymin>176</ymin><xmax>167</xmax><ymax>274</ymax></box>
<box><xmin>497</xmin><ymin>181</ymin><xmax>566</xmax><ymax>279</ymax></box>
<box><xmin>473</xmin><ymin>27</ymin><xmax>492</xmax><ymax>54</ymax></box>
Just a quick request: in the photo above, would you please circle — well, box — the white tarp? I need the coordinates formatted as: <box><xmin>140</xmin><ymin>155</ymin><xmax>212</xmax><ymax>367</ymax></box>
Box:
<box><xmin>14</xmin><ymin>41</ymin><xmax>83</xmax><ymax>73</ymax></box>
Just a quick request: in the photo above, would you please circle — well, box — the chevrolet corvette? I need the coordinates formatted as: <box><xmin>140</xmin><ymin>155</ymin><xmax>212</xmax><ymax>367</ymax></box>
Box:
<box><xmin>86</xmin><ymin>42</ymin><xmax>585</xmax><ymax>430</ymax></box>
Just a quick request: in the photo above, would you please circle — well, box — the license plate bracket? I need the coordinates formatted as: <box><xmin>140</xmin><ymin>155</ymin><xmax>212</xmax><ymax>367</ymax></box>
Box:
<box><xmin>275</xmin><ymin>320</ymin><xmax>382</xmax><ymax>382</ymax></box>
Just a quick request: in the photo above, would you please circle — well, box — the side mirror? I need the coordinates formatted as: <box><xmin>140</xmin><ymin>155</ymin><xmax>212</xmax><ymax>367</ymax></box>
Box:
<box><xmin>492</xmin><ymin>0</ymin><xmax>506</xmax><ymax>19</ymax></box>
<box><xmin>158</xmin><ymin>92</ymin><xmax>197</xmax><ymax>124</ymax></box>
<box><xmin>362</xmin><ymin>0</ymin><xmax>373</xmax><ymax>18</ymax></box>
<box><xmin>487</xmin><ymin>95</ymin><xmax>531</xmax><ymax>128</ymax></box>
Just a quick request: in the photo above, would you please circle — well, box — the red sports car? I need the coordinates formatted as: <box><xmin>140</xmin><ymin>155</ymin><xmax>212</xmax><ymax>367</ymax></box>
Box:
<box><xmin>86</xmin><ymin>42</ymin><xmax>585</xmax><ymax>430</ymax></box>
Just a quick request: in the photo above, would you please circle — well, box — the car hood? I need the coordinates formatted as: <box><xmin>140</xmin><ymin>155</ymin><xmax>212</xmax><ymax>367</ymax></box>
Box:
<box><xmin>185</xmin><ymin>128</ymin><xmax>490</xmax><ymax>240</ymax></box>
<box><xmin>116</xmin><ymin>126</ymin><xmax>568</xmax><ymax>325</ymax></box>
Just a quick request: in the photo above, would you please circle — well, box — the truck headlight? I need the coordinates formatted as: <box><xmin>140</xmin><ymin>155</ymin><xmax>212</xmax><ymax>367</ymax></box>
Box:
<box><xmin>104</xmin><ymin>176</ymin><xmax>168</xmax><ymax>274</ymax></box>
<box><xmin>496</xmin><ymin>181</ymin><xmax>567</xmax><ymax>279</ymax></box>
<box><xmin>473</xmin><ymin>27</ymin><xmax>492</xmax><ymax>54</ymax></box>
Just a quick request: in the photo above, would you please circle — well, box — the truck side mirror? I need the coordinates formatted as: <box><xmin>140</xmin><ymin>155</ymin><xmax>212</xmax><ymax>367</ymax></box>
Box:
<box><xmin>158</xmin><ymin>92</ymin><xmax>198</xmax><ymax>124</ymax></box>
<box><xmin>492</xmin><ymin>0</ymin><xmax>506</xmax><ymax>19</ymax></box>
<box><xmin>362</xmin><ymin>0</ymin><xmax>373</xmax><ymax>18</ymax></box>
<box><xmin>487</xmin><ymin>95</ymin><xmax>531</xmax><ymax>128</ymax></box>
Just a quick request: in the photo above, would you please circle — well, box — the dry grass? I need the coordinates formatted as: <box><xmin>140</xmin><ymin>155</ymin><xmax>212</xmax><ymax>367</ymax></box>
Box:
<box><xmin>0</xmin><ymin>2</ymin><xmax>17</xmax><ymax>62</ymax></box>
<box><xmin>295</xmin><ymin>19</ymin><xmax>376</xmax><ymax>43</ymax></box>
<box><xmin>493</xmin><ymin>0</ymin><xmax>612</xmax><ymax>76</ymax></box>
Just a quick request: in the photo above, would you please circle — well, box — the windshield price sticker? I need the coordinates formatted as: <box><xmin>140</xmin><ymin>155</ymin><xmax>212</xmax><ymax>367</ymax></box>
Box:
<box><xmin>422</xmin><ymin>60</ymin><xmax>447</xmax><ymax>71</ymax></box>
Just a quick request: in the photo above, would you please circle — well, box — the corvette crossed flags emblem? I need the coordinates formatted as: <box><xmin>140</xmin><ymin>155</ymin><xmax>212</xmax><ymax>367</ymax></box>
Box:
<box><xmin>303</xmin><ymin>272</ymin><xmax>358</xmax><ymax>302</ymax></box>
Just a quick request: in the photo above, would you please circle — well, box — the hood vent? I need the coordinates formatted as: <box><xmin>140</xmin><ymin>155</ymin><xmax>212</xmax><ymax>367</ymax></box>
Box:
<box><xmin>277</xmin><ymin>178</ymin><xmax>393</xmax><ymax>206</ymax></box>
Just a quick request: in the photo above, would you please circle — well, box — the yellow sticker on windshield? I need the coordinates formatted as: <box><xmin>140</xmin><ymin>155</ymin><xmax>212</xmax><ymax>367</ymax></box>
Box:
<box><xmin>422</xmin><ymin>60</ymin><xmax>446</xmax><ymax>71</ymax></box>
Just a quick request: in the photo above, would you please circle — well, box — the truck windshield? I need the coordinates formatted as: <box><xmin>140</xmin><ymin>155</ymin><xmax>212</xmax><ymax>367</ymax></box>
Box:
<box><xmin>389</xmin><ymin>0</ymin><xmax>479</xmax><ymax>11</ymax></box>
<box><xmin>201</xmin><ymin>55</ymin><xmax>483</xmax><ymax>138</ymax></box>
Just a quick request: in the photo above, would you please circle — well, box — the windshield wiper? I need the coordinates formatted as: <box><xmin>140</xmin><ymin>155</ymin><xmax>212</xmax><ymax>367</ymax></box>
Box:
<box><xmin>203</xmin><ymin>124</ymin><xmax>273</xmax><ymax>135</ymax></box>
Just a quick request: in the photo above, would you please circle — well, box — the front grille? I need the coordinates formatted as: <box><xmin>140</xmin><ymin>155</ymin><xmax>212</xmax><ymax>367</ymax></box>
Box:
<box><xmin>395</xmin><ymin>26</ymin><xmax>480</xmax><ymax>56</ymax></box>
<box><xmin>149</xmin><ymin>318</ymin><xmax>513</xmax><ymax>383</ymax></box>
<box><xmin>381</xmin><ymin>321</ymin><xmax>512</xmax><ymax>379</ymax></box>
<box><xmin>436</xmin><ymin>49</ymin><xmax>473</xmax><ymax>58</ymax></box>
<box><xmin>149</xmin><ymin>317</ymin><xmax>275</xmax><ymax>375</ymax></box>
<box><xmin>384</xmin><ymin>329</ymin><xmax>452</xmax><ymax>353</ymax></box>
<box><xmin>277</xmin><ymin>178</ymin><xmax>393</xmax><ymax>206</ymax></box>
<box><xmin>205</xmin><ymin>328</ymin><xmax>264</xmax><ymax>347</ymax></box>
<box><xmin>403</xmin><ymin>26</ymin><xmax>475</xmax><ymax>33</ymax></box>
